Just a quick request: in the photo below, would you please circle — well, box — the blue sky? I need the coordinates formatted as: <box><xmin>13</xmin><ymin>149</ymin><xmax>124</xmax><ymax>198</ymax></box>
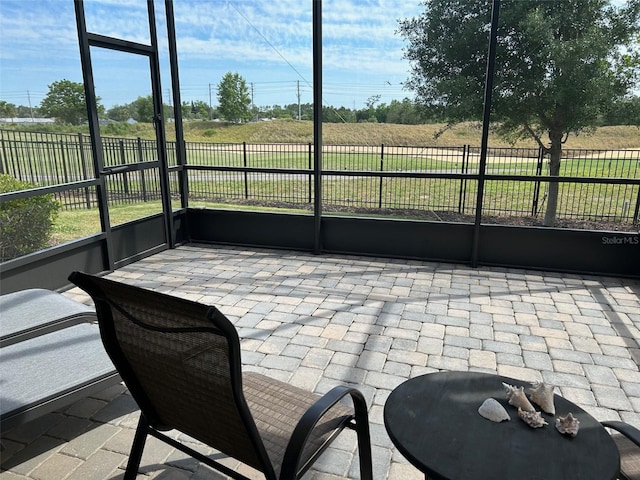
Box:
<box><xmin>0</xmin><ymin>0</ymin><xmax>423</xmax><ymax>111</ymax></box>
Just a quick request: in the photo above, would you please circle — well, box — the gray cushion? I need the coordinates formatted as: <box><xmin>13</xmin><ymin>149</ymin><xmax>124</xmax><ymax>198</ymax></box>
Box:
<box><xmin>0</xmin><ymin>323</ymin><xmax>115</xmax><ymax>418</ymax></box>
<box><xmin>0</xmin><ymin>289</ymin><xmax>95</xmax><ymax>339</ymax></box>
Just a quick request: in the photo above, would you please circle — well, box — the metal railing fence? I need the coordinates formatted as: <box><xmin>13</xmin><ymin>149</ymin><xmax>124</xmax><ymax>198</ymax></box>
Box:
<box><xmin>1</xmin><ymin>129</ymin><xmax>639</xmax><ymax>225</ymax></box>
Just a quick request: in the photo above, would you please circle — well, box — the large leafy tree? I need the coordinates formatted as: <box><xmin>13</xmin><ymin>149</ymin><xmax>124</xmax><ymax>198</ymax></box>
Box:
<box><xmin>132</xmin><ymin>95</ymin><xmax>155</xmax><ymax>123</ymax></box>
<box><xmin>39</xmin><ymin>79</ymin><xmax>104</xmax><ymax>125</ymax></box>
<box><xmin>399</xmin><ymin>0</ymin><xmax>640</xmax><ymax>226</ymax></box>
<box><xmin>217</xmin><ymin>72</ymin><xmax>251</xmax><ymax>123</ymax></box>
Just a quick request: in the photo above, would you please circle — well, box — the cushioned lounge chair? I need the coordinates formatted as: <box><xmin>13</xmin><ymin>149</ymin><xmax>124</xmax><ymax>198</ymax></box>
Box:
<box><xmin>602</xmin><ymin>421</ymin><xmax>640</xmax><ymax>480</ymax></box>
<box><xmin>69</xmin><ymin>271</ymin><xmax>373</xmax><ymax>480</ymax></box>
<box><xmin>0</xmin><ymin>289</ymin><xmax>119</xmax><ymax>432</ymax></box>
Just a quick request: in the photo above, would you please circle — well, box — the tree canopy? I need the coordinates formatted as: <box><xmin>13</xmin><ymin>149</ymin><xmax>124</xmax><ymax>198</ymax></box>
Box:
<box><xmin>399</xmin><ymin>0</ymin><xmax>640</xmax><ymax>225</ymax></box>
<box><xmin>217</xmin><ymin>72</ymin><xmax>251</xmax><ymax>123</ymax></box>
<box><xmin>0</xmin><ymin>101</ymin><xmax>17</xmax><ymax>118</ymax></box>
<box><xmin>39</xmin><ymin>79</ymin><xmax>104</xmax><ymax>125</ymax></box>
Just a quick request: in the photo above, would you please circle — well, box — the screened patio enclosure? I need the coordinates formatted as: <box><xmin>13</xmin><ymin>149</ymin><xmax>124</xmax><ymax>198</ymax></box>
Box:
<box><xmin>1</xmin><ymin>0</ymin><xmax>638</xmax><ymax>294</ymax></box>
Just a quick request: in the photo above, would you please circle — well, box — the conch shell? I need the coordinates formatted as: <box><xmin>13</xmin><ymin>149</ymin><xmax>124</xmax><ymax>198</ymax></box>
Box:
<box><xmin>555</xmin><ymin>413</ymin><xmax>580</xmax><ymax>437</ymax></box>
<box><xmin>502</xmin><ymin>382</ymin><xmax>535</xmax><ymax>412</ymax></box>
<box><xmin>528</xmin><ymin>382</ymin><xmax>556</xmax><ymax>415</ymax></box>
<box><xmin>478</xmin><ymin>398</ymin><xmax>511</xmax><ymax>422</ymax></box>
<box><xmin>518</xmin><ymin>407</ymin><xmax>548</xmax><ymax>428</ymax></box>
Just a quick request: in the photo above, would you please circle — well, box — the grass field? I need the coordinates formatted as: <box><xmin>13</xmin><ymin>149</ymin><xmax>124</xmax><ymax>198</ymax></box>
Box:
<box><xmin>2</xmin><ymin>120</ymin><xmax>637</xmax><ymax>251</ymax></box>
<box><xmin>5</xmin><ymin>119</ymin><xmax>640</xmax><ymax>149</ymax></box>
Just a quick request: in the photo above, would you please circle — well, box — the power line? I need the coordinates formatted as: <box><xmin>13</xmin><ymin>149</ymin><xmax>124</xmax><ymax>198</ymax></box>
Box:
<box><xmin>226</xmin><ymin>1</ymin><xmax>349</xmax><ymax>123</ymax></box>
<box><xmin>227</xmin><ymin>1</ymin><xmax>310</xmax><ymax>89</ymax></box>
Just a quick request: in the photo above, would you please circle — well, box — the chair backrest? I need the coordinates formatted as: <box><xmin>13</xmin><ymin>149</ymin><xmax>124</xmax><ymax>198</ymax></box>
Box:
<box><xmin>69</xmin><ymin>271</ymin><xmax>274</xmax><ymax>475</ymax></box>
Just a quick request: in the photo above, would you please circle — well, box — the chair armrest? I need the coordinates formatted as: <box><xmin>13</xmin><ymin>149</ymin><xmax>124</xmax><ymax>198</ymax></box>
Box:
<box><xmin>280</xmin><ymin>385</ymin><xmax>371</xmax><ymax>480</ymax></box>
<box><xmin>602</xmin><ymin>420</ymin><xmax>640</xmax><ymax>447</ymax></box>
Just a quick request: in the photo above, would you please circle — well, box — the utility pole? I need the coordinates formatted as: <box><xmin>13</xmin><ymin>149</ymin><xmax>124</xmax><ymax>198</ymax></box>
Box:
<box><xmin>27</xmin><ymin>90</ymin><xmax>34</xmax><ymax>120</ymax></box>
<box><xmin>297</xmin><ymin>80</ymin><xmax>301</xmax><ymax>120</ymax></box>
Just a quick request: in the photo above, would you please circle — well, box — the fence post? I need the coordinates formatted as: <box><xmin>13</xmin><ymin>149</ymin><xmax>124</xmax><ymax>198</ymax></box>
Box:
<box><xmin>78</xmin><ymin>133</ymin><xmax>92</xmax><ymax>208</ymax></box>
<box><xmin>458</xmin><ymin>145</ymin><xmax>468</xmax><ymax>213</ymax></box>
<box><xmin>379</xmin><ymin>143</ymin><xmax>384</xmax><ymax>209</ymax></box>
<box><xmin>532</xmin><ymin>146</ymin><xmax>544</xmax><ymax>216</ymax></box>
<box><xmin>243</xmin><ymin>141</ymin><xmax>249</xmax><ymax>199</ymax></box>
<box><xmin>0</xmin><ymin>138</ymin><xmax>6</xmax><ymax>175</ymax></box>
<box><xmin>60</xmin><ymin>140</ymin><xmax>70</xmax><ymax>183</ymax></box>
<box><xmin>633</xmin><ymin>186</ymin><xmax>640</xmax><ymax>226</ymax></box>
<box><xmin>308</xmin><ymin>142</ymin><xmax>312</xmax><ymax>203</ymax></box>
<box><xmin>119</xmin><ymin>139</ymin><xmax>129</xmax><ymax>194</ymax></box>
<box><xmin>7</xmin><ymin>131</ymin><xmax>22</xmax><ymax>179</ymax></box>
<box><xmin>137</xmin><ymin>137</ymin><xmax>147</xmax><ymax>201</ymax></box>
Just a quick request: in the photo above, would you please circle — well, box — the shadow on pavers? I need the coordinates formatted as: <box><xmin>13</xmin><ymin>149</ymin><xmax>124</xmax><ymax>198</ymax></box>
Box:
<box><xmin>1</xmin><ymin>384</ymin><xmax>138</xmax><ymax>472</ymax></box>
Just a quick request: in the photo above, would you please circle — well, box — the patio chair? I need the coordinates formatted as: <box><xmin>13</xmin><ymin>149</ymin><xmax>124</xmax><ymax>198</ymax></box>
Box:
<box><xmin>602</xmin><ymin>420</ymin><xmax>640</xmax><ymax>480</ymax></box>
<box><xmin>69</xmin><ymin>271</ymin><xmax>373</xmax><ymax>480</ymax></box>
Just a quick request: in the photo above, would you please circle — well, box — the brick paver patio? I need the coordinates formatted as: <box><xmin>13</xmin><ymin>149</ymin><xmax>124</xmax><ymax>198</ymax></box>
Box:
<box><xmin>2</xmin><ymin>244</ymin><xmax>639</xmax><ymax>479</ymax></box>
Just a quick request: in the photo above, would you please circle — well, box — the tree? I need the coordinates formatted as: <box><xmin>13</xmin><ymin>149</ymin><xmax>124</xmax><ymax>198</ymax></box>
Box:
<box><xmin>386</xmin><ymin>99</ymin><xmax>425</xmax><ymax>125</ymax></box>
<box><xmin>399</xmin><ymin>0</ymin><xmax>640</xmax><ymax>226</ymax></box>
<box><xmin>39</xmin><ymin>79</ymin><xmax>104</xmax><ymax>125</ymax></box>
<box><xmin>182</xmin><ymin>100</ymin><xmax>211</xmax><ymax>119</ymax></box>
<box><xmin>132</xmin><ymin>95</ymin><xmax>155</xmax><ymax>123</ymax></box>
<box><xmin>217</xmin><ymin>72</ymin><xmax>251</xmax><ymax>123</ymax></box>
<box><xmin>0</xmin><ymin>101</ymin><xmax>16</xmax><ymax>118</ymax></box>
<box><xmin>107</xmin><ymin>103</ymin><xmax>136</xmax><ymax>122</ymax></box>
<box><xmin>604</xmin><ymin>95</ymin><xmax>640</xmax><ymax>125</ymax></box>
<box><xmin>356</xmin><ymin>95</ymin><xmax>381</xmax><ymax>123</ymax></box>
<box><xmin>15</xmin><ymin>105</ymin><xmax>37</xmax><ymax>118</ymax></box>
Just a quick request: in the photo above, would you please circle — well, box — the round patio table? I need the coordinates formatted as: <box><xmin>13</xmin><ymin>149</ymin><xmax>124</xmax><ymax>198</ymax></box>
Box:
<box><xmin>384</xmin><ymin>371</ymin><xmax>619</xmax><ymax>480</ymax></box>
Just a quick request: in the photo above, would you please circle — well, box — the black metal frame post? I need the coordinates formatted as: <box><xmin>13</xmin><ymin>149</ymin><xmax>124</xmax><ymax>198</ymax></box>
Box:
<box><xmin>147</xmin><ymin>0</ymin><xmax>175</xmax><ymax>248</ymax></box>
<box><xmin>74</xmin><ymin>0</ymin><xmax>114</xmax><ymax>271</ymax></box>
<box><xmin>165</xmin><ymin>0</ymin><xmax>189</xmax><ymax>214</ymax></box>
<box><xmin>313</xmin><ymin>0</ymin><xmax>323</xmax><ymax>254</ymax></box>
<box><xmin>74</xmin><ymin>0</ymin><xmax>175</xmax><ymax>258</ymax></box>
<box><xmin>471</xmin><ymin>0</ymin><xmax>500</xmax><ymax>267</ymax></box>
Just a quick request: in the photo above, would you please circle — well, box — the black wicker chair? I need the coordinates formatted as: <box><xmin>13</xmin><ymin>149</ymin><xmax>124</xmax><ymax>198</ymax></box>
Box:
<box><xmin>602</xmin><ymin>420</ymin><xmax>640</xmax><ymax>480</ymax></box>
<box><xmin>69</xmin><ymin>271</ymin><xmax>373</xmax><ymax>480</ymax></box>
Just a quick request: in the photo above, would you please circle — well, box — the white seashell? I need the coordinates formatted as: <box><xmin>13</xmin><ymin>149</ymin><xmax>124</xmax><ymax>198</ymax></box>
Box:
<box><xmin>502</xmin><ymin>382</ymin><xmax>535</xmax><ymax>412</ymax></box>
<box><xmin>478</xmin><ymin>398</ymin><xmax>511</xmax><ymax>422</ymax></box>
<box><xmin>555</xmin><ymin>412</ymin><xmax>580</xmax><ymax>437</ymax></box>
<box><xmin>517</xmin><ymin>407</ymin><xmax>548</xmax><ymax>428</ymax></box>
<box><xmin>528</xmin><ymin>382</ymin><xmax>556</xmax><ymax>415</ymax></box>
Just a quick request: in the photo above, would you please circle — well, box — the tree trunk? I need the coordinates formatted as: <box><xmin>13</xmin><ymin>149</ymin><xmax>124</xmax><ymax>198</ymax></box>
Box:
<box><xmin>543</xmin><ymin>130</ymin><xmax>563</xmax><ymax>226</ymax></box>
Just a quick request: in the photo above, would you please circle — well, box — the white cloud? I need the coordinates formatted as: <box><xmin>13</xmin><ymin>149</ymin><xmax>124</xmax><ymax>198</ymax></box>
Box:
<box><xmin>0</xmin><ymin>0</ymin><xmax>422</xmax><ymax>107</ymax></box>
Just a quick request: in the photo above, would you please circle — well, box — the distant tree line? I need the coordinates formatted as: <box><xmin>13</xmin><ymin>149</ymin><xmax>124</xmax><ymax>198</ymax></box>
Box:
<box><xmin>1</xmin><ymin>78</ymin><xmax>638</xmax><ymax>127</ymax></box>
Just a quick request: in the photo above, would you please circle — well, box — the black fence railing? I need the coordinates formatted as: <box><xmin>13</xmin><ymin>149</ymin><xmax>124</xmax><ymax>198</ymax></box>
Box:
<box><xmin>1</xmin><ymin>129</ymin><xmax>639</xmax><ymax>226</ymax></box>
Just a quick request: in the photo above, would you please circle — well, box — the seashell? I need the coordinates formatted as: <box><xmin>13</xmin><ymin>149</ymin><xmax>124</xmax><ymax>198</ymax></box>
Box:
<box><xmin>517</xmin><ymin>407</ymin><xmax>548</xmax><ymax>428</ymax></box>
<box><xmin>555</xmin><ymin>412</ymin><xmax>580</xmax><ymax>437</ymax></box>
<box><xmin>528</xmin><ymin>382</ymin><xmax>556</xmax><ymax>415</ymax></box>
<box><xmin>478</xmin><ymin>398</ymin><xmax>511</xmax><ymax>422</ymax></box>
<box><xmin>502</xmin><ymin>382</ymin><xmax>535</xmax><ymax>412</ymax></box>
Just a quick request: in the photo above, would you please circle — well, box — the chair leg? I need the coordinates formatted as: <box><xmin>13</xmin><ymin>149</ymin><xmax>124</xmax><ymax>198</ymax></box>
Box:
<box><xmin>124</xmin><ymin>415</ymin><xmax>150</xmax><ymax>480</ymax></box>
<box><xmin>352</xmin><ymin>394</ymin><xmax>373</xmax><ymax>480</ymax></box>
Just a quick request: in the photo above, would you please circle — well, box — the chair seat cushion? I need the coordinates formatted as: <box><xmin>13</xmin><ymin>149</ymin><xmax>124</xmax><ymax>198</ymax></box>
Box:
<box><xmin>243</xmin><ymin>372</ymin><xmax>352</xmax><ymax>478</ymax></box>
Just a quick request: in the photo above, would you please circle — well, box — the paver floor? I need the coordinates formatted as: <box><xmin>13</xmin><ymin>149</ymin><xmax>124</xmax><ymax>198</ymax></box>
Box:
<box><xmin>2</xmin><ymin>244</ymin><xmax>639</xmax><ymax>479</ymax></box>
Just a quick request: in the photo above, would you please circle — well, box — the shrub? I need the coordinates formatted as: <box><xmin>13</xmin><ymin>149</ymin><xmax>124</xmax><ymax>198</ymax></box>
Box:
<box><xmin>0</xmin><ymin>174</ymin><xmax>60</xmax><ymax>262</ymax></box>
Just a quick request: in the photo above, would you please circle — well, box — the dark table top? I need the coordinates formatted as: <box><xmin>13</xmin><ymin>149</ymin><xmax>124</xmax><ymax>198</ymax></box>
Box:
<box><xmin>384</xmin><ymin>371</ymin><xmax>619</xmax><ymax>480</ymax></box>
